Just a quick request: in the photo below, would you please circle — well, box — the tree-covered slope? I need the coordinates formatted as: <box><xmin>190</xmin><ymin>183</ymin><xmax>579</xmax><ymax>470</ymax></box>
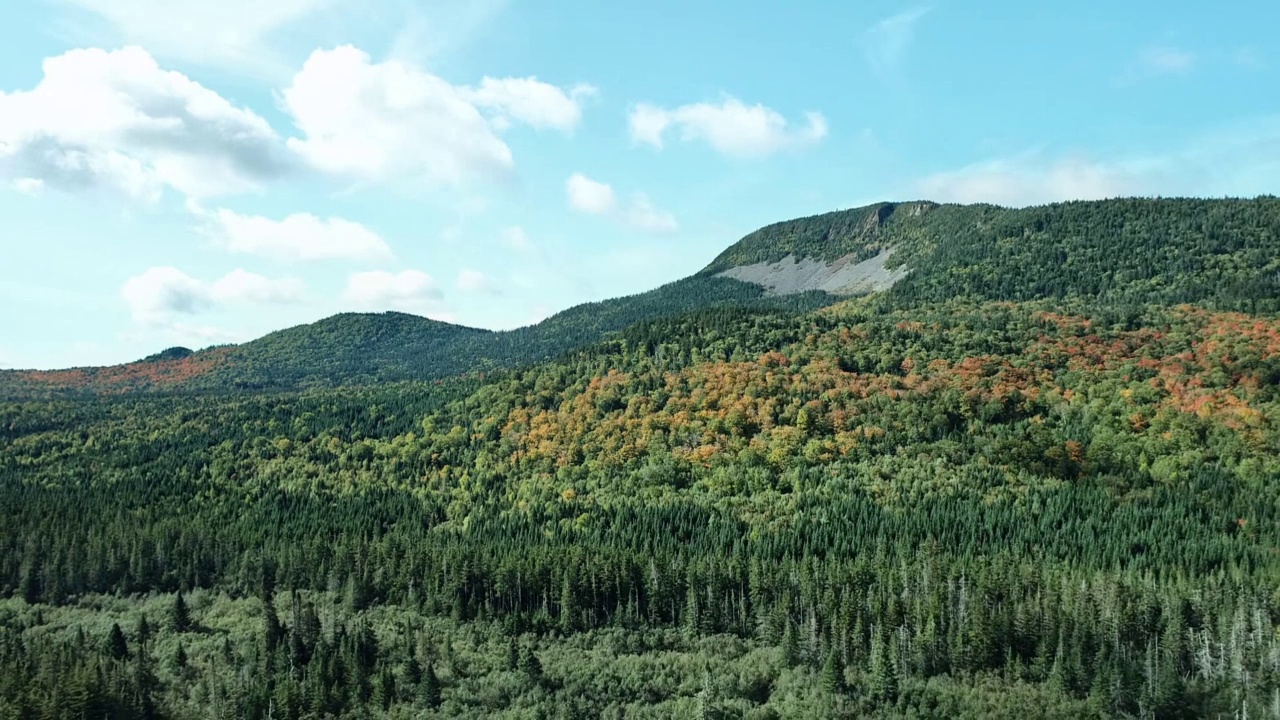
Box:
<box><xmin>0</xmin><ymin>276</ymin><xmax>831</xmax><ymax>398</ymax></box>
<box><xmin>4</xmin><ymin>296</ymin><xmax>1280</xmax><ymax>717</ymax></box>
<box><xmin>706</xmin><ymin>196</ymin><xmax>1280</xmax><ymax>312</ymax></box>
<box><xmin>5</xmin><ymin>195</ymin><xmax>1279</xmax><ymax>401</ymax></box>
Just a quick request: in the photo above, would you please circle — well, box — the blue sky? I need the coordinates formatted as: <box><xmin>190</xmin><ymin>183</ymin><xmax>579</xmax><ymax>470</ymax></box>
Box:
<box><xmin>1</xmin><ymin>0</ymin><xmax>1277</xmax><ymax>370</ymax></box>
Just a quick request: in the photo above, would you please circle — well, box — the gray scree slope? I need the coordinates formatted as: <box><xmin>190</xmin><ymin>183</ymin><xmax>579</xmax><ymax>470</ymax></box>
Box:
<box><xmin>716</xmin><ymin>249</ymin><xmax>908</xmax><ymax>296</ymax></box>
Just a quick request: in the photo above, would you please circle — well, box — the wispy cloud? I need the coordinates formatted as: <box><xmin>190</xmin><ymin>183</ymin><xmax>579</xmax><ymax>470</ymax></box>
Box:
<box><xmin>912</xmin><ymin>116</ymin><xmax>1280</xmax><ymax>207</ymax></box>
<box><xmin>1118</xmin><ymin>44</ymin><xmax>1196</xmax><ymax>85</ymax></box>
<box><xmin>863</xmin><ymin>7</ymin><xmax>930</xmax><ymax>78</ymax></box>
<box><xmin>565</xmin><ymin>173</ymin><xmax>679</xmax><ymax>235</ymax></box>
<box><xmin>1233</xmin><ymin>47</ymin><xmax>1265</xmax><ymax>70</ymax></box>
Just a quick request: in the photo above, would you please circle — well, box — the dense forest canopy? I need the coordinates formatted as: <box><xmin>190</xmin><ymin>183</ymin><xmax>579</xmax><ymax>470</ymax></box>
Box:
<box><xmin>3</xmin><ymin>197</ymin><xmax>1280</xmax><ymax>718</ymax></box>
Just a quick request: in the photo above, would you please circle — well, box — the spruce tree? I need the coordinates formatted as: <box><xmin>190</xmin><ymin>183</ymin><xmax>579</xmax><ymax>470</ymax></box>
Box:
<box><xmin>170</xmin><ymin>591</ymin><xmax>193</xmax><ymax>633</ymax></box>
<box><xmin>420</xmin><ymin>662</ymin><xmax>442</xmax><ymax>709</ymax></box>
<box><xmin>822</xmin><ymin>647</ymin><xmax>845</xmax><ymax>694</ymax></box>
<box><xmin>105</xmin><ymin>622</ymin><xmax>129</xmax><ymax>661</ymax></box>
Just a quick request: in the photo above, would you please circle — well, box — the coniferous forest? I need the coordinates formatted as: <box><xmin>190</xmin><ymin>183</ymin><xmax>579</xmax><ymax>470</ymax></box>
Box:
<box><xmin>3</xmin><ymin>198</ymin><xmax>1280</xmax><ymax>718</ymax></box>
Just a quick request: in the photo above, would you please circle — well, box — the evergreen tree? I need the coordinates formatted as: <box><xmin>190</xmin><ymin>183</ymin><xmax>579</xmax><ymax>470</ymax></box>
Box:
<box><xmin>170</xmin><ymin>591</ymin><xmax>193</xmax><ymax>633</ymax></box>
<box><xmin>822</xmin><ymin>647</ymin><xmax>846</xmax><ymax>694</ymax></box>
<box><xmin>105</xmin><ymin>623</ymin><xmax>129</xmax><ymax>661</ymax></box>
<box><xmin>20</xmin><ymin>564</ymin><xmax>41</xmax><ymax>605</ymax></box>
<box><xmin>170</xmin><ymin>642</ymin><xmax>188</xmax><ymax>673</ymax></box>
<box><xmin>420</xmin><ymin>662</ymin><xmax>442</xmax><ymax>709</ymax></box>
<box><xmin>519</xmin><ymin>644</ymin><xmax>544</xmax><ymax>683</ymax></box>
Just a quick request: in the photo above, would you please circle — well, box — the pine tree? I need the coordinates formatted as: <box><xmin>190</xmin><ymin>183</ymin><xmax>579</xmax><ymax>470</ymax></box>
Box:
<box><xmin>134</xmin><ymin>615</ymin><xmax>151</xmax><ymax>657</ymax></box>
<box><xmin>519</xmin><ymin>644</ymin><xmax>543</xmax><ymax>683</ymax></box>
<box><xmin>420</xmin><ymin>662</ymin><xmax>442</xmax><ymax>709</ymax></box>
<box><xmin>781</xmin><ymin>619</ymin><xmax>800</xmax><ymax>667</ymax></box>
<box><xmin>170</xmin><ymin>591</ymin><xmax>193</xmax><ymax>633</ymax></box>
<box><xmin>20</xmin><ymin>564</ymin><xmax>41</xmax><ymax>605</ymax></box>
<box><xmin>262</xmin><ymin>600</ymin><xmax>284</xmax><ymax>653</ymax></box>
<box><xmin>105</xmin><ymin>623</ymin><xmax>129</xmax><ymax>661</ymax></box>
<box><xmin>822</xmin><ymin>647</ymin><xmax>846</xmax><ymax>694</ymax></box>
<box><xmin>504</xmin><ymin>637</ymin><xmax>519</xmax><ymax>671</ymax></box>
<box><xmin>170</xmin><ymin>643</ymin><xmax>188</xmax><ymax>673</ymax></box>
<box><xmin>868</xmin><ymin>629</ymin><xmax>898</xmax><ymax>703</ymax></box>
<box><xmin>371</xmin><ymin>668</ymin><xmax>395</xmax><ymax>711</ymax></box>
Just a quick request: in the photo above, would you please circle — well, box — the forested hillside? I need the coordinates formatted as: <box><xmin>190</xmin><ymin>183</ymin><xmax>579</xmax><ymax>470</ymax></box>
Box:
<box><xmin>5</xmin><ymin>197</ymin><xmax>1278</xmax><ymax>399</ymax></box>
<box><xmin>0</xmin><ymin>277</ymin><xmax>831</xmax><ymax>398</ymax></box>
<box><xmin>3</xmin><ymin>197</ymin><xmax>1280</xmax><ymax>718</ymax></box>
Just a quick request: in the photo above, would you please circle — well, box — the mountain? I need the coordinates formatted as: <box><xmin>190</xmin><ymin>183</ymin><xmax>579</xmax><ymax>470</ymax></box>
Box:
<box><xmin>705</xmin><ymin>196</ymin><xmax>1280</xmax><ymax>310</ymax></box>
<box><xmin>4</xmin><ymin>196</ymin><xmax>1279</xmax><ymax>399</ymax></box>
<box><xmin>5</xmin><ymin>195</ymin><xmax>1280</xmax><ymax>717</ymax></box>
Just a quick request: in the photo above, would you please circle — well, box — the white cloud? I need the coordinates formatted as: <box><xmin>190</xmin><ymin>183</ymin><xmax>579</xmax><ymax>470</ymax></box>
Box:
<box><xmin>501</xmin><ymin>226</ymin><xmax>535</xmax><ymax>253</ymax></box>
<box><xmin>61</xmin><ymin>0</ymin><xmax>332</xmax><ymax>75</ymax></box>
<box><xmin>863</xmin><ymin>7</ymin><xmax>930</xmax><ymax>77</ymax></box>
<box><xmin>282</xmin><ymin>46</ymin><xmax>590</xmax><ymax>187</ymax></box>
<box><xmin>0</xmin><ymin>47</ymin><xmax>289</xmax><ymax>201</ymax></box>
<box><xmin>566</xmin><ymin>173</ymin><xmax>679</xmax><ymax>235</ymax></box>
<box><xmin>913</xmin><ymin>118</ymin><xmax>1280</xmax><ymax>206</ymax></box>
<box><xmin>342</xmin><ymin>270</ymin><xmax>449</xmax><ymax>318</ymax></box>
<box><xmin>917</xmin><ymin>154</ymin><xmax>1142</xmax><ymax>207</ymax></box>
<box><xmin>464</xmin><ymin>78</ymin><xmax>595</xmax><ymax>131</ymax></box>
<box><xmin>628</xmin><ymin>97</ymin><xmax>827</xmax><ymax>158</ymax></box>
<box><xmin>456</xmin><ymin>268</ymin><xmax>493</xmax><ymax>293</ymax></box>
<box><xmin>388</xmin><ymin>0</ymin><xmax>511</xmax><ymax>66</ymax></box>
<box><xmin>1119</xmin><ymin>45</ymin><xmax>1196</xmax><ymax>85</ymax></box>
<box><xmin>122</xmin><ymin>266</ymin><xmax>304</xmax><ymax>326</ymax></box>
<box><xmin>1137</xmin><ymin>45</ymin><xmax>1195</xmax><ymax>74</ymax></box>
<box><xmin>194</xmin><ymin>205</ymin><xmax>394</xmax><ymax>263</ymax></box>
<box><xmin>11</xmin><ymin>178</ymin><xmax>44</xmax><ymax>195</ymax></box>
<box><xmin>209</xmin><ymin>269</ymin><xmax>307</xmax><ymax>305</ymax></box>
<box><xmin>566</xmin><ymin>173</ymin><xmax>617</xmax><ymax>215</ymax></box>
<box><xmin>622</xmin><ymin>193</ymin><xmax>679</xmax><ymax>235</ymax></box>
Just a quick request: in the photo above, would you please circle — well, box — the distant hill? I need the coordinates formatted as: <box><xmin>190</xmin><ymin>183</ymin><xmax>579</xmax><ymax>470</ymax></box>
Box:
<box><xmin>0</xmin><ymin>278</ymin><xmax>831</xmax><ymax>398</ymax></box>
<box><xmin>4</xmin><ymin>196</ymin><xmax>1279</xmax><ymax>398</ymax></box>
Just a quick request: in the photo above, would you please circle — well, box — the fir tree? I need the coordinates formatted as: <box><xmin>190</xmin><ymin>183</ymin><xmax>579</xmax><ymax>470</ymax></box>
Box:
<box><xmin>105</xmin><ymin>623</ymin><xmax>129</xmax><ymax>661</ymax></box>
<box><xmin>170</xmin><ymin>591</ymin><xmax>193</xmax><ymax>633</ymax></box>
<box><xmin>420</xmin><ymin>662</ymin><xmax>442</xmax><ymax>709</ymax></box>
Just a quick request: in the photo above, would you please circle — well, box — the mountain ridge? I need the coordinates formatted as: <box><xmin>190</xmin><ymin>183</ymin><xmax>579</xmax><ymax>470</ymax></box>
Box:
<box><xmin>5</xmin><ymin>195</ymin><xmax>1279</xmax><ymax>398</ymax></box>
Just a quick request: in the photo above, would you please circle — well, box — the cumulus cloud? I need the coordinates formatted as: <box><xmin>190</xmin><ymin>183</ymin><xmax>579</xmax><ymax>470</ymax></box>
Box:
<box><xmin>464</xmin><ymin>77</ymin><xmax>595</xmax><ymax>131</ymax></box>
<box><xmin>121</xmin><ymin>266</ymin><xmax>304</xmax><ymax>326</ymax></box>
<box><xmin>628</xmin><ymin>97</ymin><xmax>827</xmax><ymax>158</ymax></box>
<box><xmin>62</xmin><ymin>0</ymin><xmax>332</xmax><ymax>74</ymax></box>
<box><xmin>192</xmin><ymin>204</ymin><xmax>394</xmax><ymax>263</ymax></box>
<box><xmin>282</xmin><ymin>46</ymin><xmax>590</xmax><ymax>187</ymax></box>
<box><xmin>863</xmin><ymin>7</ymin><xmax>930</xmax><ymax>77</ymax></box>
<box><xmin>0</xmin><ymin>47</ymin><xmax>289</xmax><ymax>201</ymax></box>
<box><xmin>913</xmin><ymin>118</ymin><xmax>1280</xmax><ymax>206</ymax></box>
<box><xmin>566</xmin><ymin>173</ymin><xmax>617</xmax><ymax>215</ymax></box>
<box><xmin>456</xmin><ymin>268</ymin><xmax>494</xmax><ymax>293</ymax></box>
<box><xmin>341</xmin><ymin>270</ymin><xmax>450</xmax><ymax>318</ymax></box>
<box><xmin>565</xmin><ymin>173</ymin><xmax>678</xmax><ymax>235</ymax></box>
